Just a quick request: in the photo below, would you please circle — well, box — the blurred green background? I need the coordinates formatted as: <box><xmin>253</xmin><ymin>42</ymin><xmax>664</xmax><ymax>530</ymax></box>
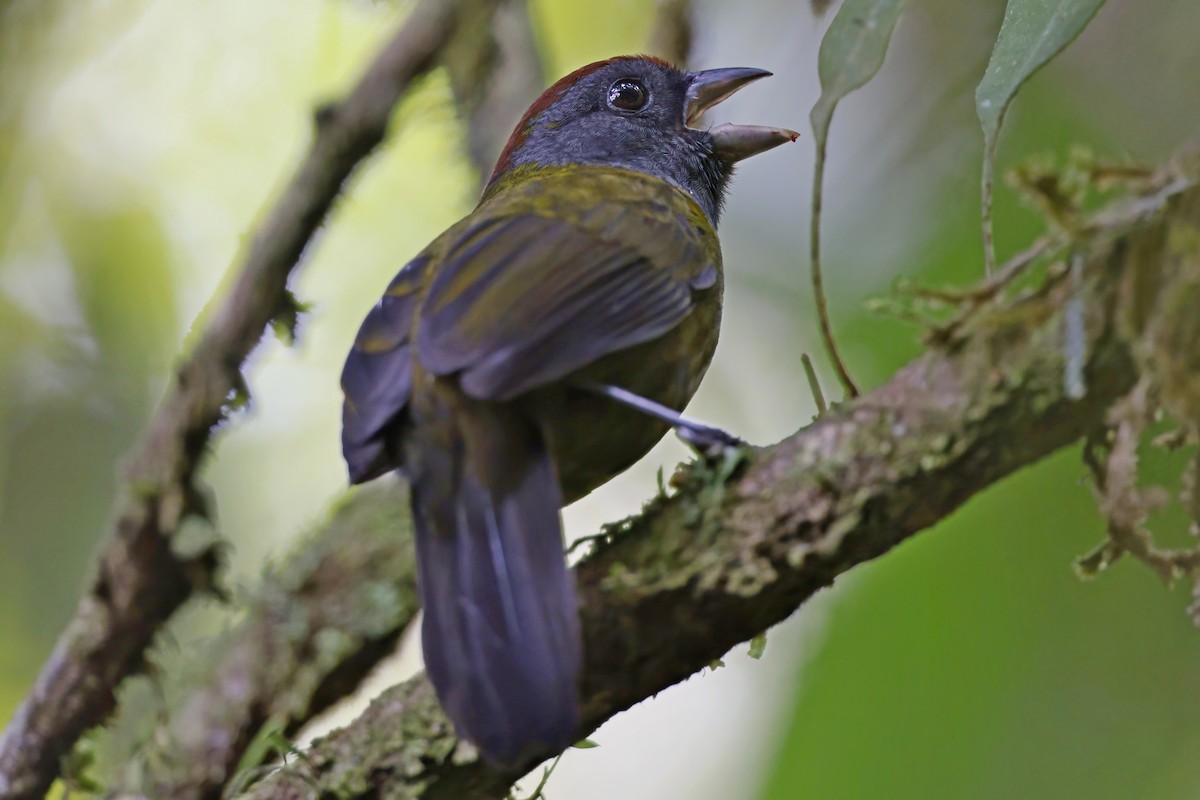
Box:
<box><xmin>2</xmin><ymin>1</ymin><xmax>1199</xmax><ymax>798</ymax></box>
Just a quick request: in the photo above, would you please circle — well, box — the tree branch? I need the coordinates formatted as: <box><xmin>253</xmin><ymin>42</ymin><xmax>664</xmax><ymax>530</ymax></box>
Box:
<box><xmin>444</xmin><ymin>0</ymin><xmax>545</xmax><ymax>184</ymax></box>
<box><xmin>0</xmin><ymin>2</ymin><xmax>479</xmax><ymax>797</ymax></box>
<box><xmin>103</xmin><ymin>482</ymin><xmax>419</xmax><ymax>800</ymax></box>
<box><xmin>227</xmin><ymin>150</ymin><xmax>1200</xmax><ymax>799</ymax></box>
<box><xmin>649</xmin><ymin>0</ymin><xmax>695</xmax><ymax>66</ymax></box>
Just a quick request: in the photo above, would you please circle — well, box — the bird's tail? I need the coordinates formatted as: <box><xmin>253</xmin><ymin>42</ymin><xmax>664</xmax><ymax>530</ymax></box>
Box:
<box><xmin>406</xmin><ymin>391</ymin><xmax>581</xmax><ymax>766</ymax></box>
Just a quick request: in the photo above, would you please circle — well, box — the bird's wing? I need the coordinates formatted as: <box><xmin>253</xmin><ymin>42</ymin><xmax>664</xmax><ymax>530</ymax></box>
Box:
<box><xmin>341</xmin><ymin>255</ymin><xmax>429</xmax><ymax>483</ymax></box>
<box><xmin>416</xmin><ymin>209</ymin><xmax>715</xmax><ymax>402</ymax></box>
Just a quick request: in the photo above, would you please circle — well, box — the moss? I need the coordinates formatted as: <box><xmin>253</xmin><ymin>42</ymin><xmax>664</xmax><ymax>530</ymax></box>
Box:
<box><xmin>1166</xmin><ymin>220</ymin><xmax>1200</xmax><ymax>257</ymax></box>
<box><xmin>291</xmin><ymin>683</ymin><xmax>461</xmax><ymax>799</ymax></box>
<box><xmin>722</xmin><ymin>559</ymin><xmax>780</xmax><ymax>598</ymax></box>
<box><xmin>356</xmin><ymin>580</ymin><xmax>414</xmax><ymax>638</ymax></box>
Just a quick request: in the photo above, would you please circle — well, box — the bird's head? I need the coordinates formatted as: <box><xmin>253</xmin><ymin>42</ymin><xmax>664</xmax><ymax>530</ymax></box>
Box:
<box><xmin>484</xmin><ymin>55</ymin><xmax>798</xmax><ymax>223</ymax></box>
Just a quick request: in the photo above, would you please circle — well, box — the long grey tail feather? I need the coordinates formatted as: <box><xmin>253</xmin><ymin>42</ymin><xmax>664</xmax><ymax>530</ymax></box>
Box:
<box><xmin>407</xmin><ymin>397</ymin><xmax>581</xmax><ymax>766</ymax></box>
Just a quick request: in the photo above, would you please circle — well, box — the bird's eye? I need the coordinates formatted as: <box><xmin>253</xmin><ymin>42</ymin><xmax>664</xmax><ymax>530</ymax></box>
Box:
<box><xmin>607</xmin><ymin>79</ymin><xmax>649</xmax><ymax>112</ymax></box>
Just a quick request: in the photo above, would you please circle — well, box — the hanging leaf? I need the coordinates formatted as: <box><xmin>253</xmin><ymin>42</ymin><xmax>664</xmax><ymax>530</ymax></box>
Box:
<box><xmin>975</xmin><ymin>0</ymin><xmax>1108</xmax><ymax>273</ymax></box>
<box><xmin>810</xmin><ymin>0</ymin><xmax>906</xmax><ymax>140</ymax></box>
<box><xmin>808</xmin><ymin>0</ymin><xmax>905</xmax><ymax>398</ymax></box>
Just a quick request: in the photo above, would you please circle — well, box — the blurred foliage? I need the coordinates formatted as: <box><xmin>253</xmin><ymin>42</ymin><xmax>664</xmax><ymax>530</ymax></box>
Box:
<box><xmin>1</xmin><ymin>1</ymin><xmax>1199</xmax><ymax>799</ymax></box>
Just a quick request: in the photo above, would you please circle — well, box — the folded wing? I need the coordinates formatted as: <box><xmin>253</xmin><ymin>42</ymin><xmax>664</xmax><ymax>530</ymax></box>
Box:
<box><xmin>417</xmin><ymin>210</ymin><xmax>710</xmax><ymax>402</ymax></box>
<box><xmin>340</xmin><ymin>256</ymin><xmax>428</xmax><ymax>483</ymax></box>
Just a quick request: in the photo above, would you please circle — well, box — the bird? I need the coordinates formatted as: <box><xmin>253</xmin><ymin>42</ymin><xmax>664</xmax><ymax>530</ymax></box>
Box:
<box><xmin>340</xmin><ymin>55</ymin><xmax>796</xmax><ymax>766</ymax></box>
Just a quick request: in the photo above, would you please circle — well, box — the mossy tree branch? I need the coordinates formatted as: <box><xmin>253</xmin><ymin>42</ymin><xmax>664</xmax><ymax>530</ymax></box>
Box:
<box><xmin>225</xmin><ymin>152</ymin><xmax>1200</xmax><ymax>799</ymax></box>
<box><xmin>103</xmin><ymin>482</ymin><xmax>420</xmax><ymax>800</ymax></box>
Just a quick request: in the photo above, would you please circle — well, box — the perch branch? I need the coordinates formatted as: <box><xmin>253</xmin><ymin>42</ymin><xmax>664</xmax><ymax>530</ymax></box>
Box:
<box><xmin>230</xmin><ymin>148</ymin><xmax>1200</xmax><ymax>800</ymax></box>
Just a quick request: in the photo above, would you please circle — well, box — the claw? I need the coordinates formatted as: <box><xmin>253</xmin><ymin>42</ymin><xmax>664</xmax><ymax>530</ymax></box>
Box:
<box><xmin>677</xmin><ymin>423</ymin><xmax>744</xmax><ymax>461</ymax></box>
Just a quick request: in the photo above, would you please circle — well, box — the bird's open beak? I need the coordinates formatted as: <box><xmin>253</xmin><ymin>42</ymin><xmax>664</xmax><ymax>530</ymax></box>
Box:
<box><xmin>684</xmin><ymin>67</ymin><xmax>799</xmax><ymax>162</ymax></box>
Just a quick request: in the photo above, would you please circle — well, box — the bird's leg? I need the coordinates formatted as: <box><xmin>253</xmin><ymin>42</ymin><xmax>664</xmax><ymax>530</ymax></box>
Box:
<box><xmin>576</xmin><ymin>382</ymin><xmax>743</xmax><ymax>455</ymax></box>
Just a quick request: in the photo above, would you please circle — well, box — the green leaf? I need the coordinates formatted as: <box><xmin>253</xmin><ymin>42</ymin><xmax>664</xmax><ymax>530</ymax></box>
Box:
<box><xmin>809</xmin><ymin>0</ymin><xmax>905</xmax><ymax>149</ymax></box>
<box><xmin>807</xmin><ymin>0</ymin><xmax>903</xmax><ymax>400</ymax></box>
<box><xmin>572</xmin><ymin>738</ymin><xmax>600</xmax><ymax>749</ymax></box>
<box><xmin>231</xmin><ymin>718</ymin><xmax>287</xmax><ymax>780</ymax></box>
<box><xmin>975</xmin><ymin>0</ymin><xmax>1108</xmax><ymax>273</ymax></box>
<box><xmin>976</xmin><ymin>0</ymin><xmax>1107</xmax><ymax>138</ymax></box>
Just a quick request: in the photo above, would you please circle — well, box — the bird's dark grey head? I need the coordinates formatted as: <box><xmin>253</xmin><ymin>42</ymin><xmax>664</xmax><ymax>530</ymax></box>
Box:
<box><xmin>486</xmin><ymin>56</ymin><xmax>797</xmax><ymax>224</ymax></box>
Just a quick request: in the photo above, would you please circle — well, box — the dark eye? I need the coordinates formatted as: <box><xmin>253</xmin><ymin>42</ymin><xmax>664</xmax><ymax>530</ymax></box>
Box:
<box><xmin>607</xmin><ymin>79</ymin><xmax>649</xmax><ymax>112</ymax></box>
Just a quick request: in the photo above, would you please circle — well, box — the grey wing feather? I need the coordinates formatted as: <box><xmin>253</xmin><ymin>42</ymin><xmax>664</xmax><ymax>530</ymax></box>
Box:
<box><xmin>416</xmin><ymin>213</ymin><xmax>699</xmax><ymax>402</ymax></box>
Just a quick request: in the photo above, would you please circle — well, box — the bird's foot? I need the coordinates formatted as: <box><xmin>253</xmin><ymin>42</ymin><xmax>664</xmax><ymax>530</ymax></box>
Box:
<box><xmin>676</xmin><ymin>422</ymin><xmax>744</xmax><ymax>460</ymax></box>
<box><xmin>676</xmin><ymin>422</ymin><xmax>750</xmax><ymax>505</ymax></box>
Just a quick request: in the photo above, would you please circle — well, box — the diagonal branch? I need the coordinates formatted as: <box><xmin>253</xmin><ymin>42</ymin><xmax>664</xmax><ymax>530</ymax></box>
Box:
<box><xmin>0</xmin><ymin>2</ymin><xmax>483</xmax><ymax>797</ymax></box>
<box><xmin>444</xmin><ymin>0</ymin><xmax>545</xmax><ymax>184</ymax></box>
<box><xmin>228</xmin><ymin>149</ymin><xmax>1200</xmax><ymax>800</ymax></box>
<box><xmin>104</xmin><ymin>481</ymin><xmax>421</xmax><ymax>800</ymax></box>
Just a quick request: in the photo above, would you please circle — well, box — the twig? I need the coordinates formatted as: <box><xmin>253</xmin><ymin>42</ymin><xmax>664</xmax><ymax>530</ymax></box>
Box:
<box><xmin>922</xmin><ymin>232</ymin><xmax>1064</xmax><ymax>344</ymax></box>
<box><xmin>801</xmin><ymin>352</ymin><xmax>828</xmax><ymax>415</ymax></box>
<box><xmin>982</xmin><ymin>142</ymin><xmax>998</xmax><ymax>276</ymax></box>
<box><xmin>512</xmin><ymin>753</ymin><xmax>563</xmax><ymax>800</ymax></box>
<box><xmin>0</xmin><ymin>2</ymin><xmax>471</xmax><ymax>797</ymax></box>
<box><xmin>444</xmin><ymin>0</ymin><xmax>545</xmax><ymax>184</ymax></box>
<box><xmin>1079</xmin><ymin>384</ymin><xmax>1200</xmax><ymax>584</ymax></box>
<box><xmin>911</xmin><ymin>232</ymin><xmax>1060</xmax><ymax>306</ymax></box>
<box><xmin>650</xmin><ymin>0</ymin><xmax>695</xmax><ymax>66</ymax></box>
<box><xmin>809</xmin><ymin>134</ymin><xmax>860</xmax><ymax>398</ymax></box>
